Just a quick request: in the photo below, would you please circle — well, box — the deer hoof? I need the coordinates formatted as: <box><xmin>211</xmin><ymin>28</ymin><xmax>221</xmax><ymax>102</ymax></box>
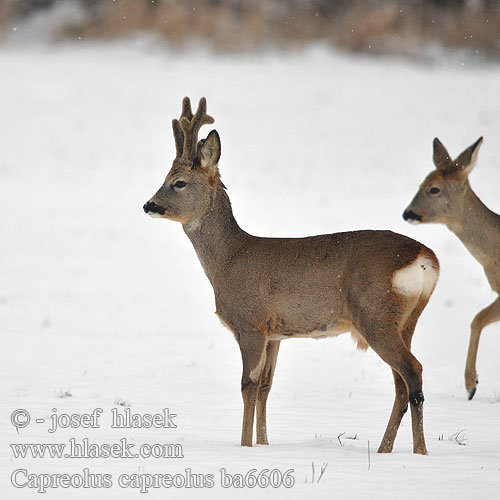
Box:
<box><xmin>467</xmin><ymin>387</ymin><xmax>477</xmax><ymax>400</ymax></box>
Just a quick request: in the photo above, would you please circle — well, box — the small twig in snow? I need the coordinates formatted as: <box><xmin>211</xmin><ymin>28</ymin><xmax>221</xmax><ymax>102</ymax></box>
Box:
<box><xmin>305</xmin><ymin>462</ymin><xmax>328</xmax><ymax>484</ymax></box>
<box><xmin>337</xmin><ymin>432</ymin><xmax>345</xmax><ymax>447</ymax></box>
<box><xmin>114</xmin><ymin>396</ymin><xmax>131</xmax><ymax>407</ymax></box>
<box><xmin>449</xmin><ymin>428</ymin><xmax>467</xmax><ymax>446</ymax></box>
<box><xmin>55</xmin><ymin>389</ymin><xmax>72</xmax><ymax>399</ymax></box>
<box><xmin>317</xmin><ymin>462</ymin><xmax>328</xmax><ymax>483</ymax></box>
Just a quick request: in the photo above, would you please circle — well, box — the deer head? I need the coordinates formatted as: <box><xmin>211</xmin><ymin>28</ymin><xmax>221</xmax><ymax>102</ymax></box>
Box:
<box><xmin>403</xmin><ymin>137</ymin><xmax>483</xmax><ymax>225</ymax></box>
<box><xmin>143</xmin><ymin>97</ymin><xmax>221</xmax><ymax>224</ymax></box>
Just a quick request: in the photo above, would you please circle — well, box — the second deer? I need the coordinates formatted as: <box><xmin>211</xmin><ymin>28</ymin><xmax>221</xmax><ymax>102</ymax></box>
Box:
<box><xmin>144</xmin><ymin>97</ymin><xmax>439</xmax><ymax>454</ymax></box>
<box><xmin>403</xmin><ymin>137</ymin><xmax>500</xmax><ymax>400</ymax></box>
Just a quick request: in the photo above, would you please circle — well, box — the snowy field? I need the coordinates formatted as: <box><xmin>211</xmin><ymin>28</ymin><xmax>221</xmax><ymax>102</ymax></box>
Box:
<box><xmin>1</xmin><ymin>40</ymin><xmax>499</xmax><ymax>499</ymax></box>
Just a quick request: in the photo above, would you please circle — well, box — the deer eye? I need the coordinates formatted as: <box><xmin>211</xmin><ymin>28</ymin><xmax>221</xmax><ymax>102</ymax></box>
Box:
<box><xmin>429</xmin><ymin>187</ymin><xmax>440</xmax><ymax>195</ymax></box>
<box><xmin>172</xmin><ymin>180</ymin><xmax>187</xmax><ymax>191</ymax></box>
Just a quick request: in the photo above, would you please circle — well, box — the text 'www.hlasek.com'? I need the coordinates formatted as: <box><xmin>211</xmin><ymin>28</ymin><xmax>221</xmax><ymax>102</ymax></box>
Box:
<box><xmin>9</xmin><ymin>407</ymin><xmax>295</xmax><ymax>492</ymax></box>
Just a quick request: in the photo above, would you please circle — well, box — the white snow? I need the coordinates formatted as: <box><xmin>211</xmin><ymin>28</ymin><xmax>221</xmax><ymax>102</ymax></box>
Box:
<box><xmin>0</xmin><ymin>41</ymin><xmax>499</xmax><ymax>499</ymax></box>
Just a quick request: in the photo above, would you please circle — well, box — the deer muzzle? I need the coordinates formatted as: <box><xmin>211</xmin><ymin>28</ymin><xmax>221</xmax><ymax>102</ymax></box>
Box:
<box><xmin>402</xmin><ymin>209</ymin><xmax>422</xmax><ymax>224</ymax></box>
<box><xmin>143</xmin><ymin>200</ymin><xmax>165</xmax><ymax>217</ymax></box>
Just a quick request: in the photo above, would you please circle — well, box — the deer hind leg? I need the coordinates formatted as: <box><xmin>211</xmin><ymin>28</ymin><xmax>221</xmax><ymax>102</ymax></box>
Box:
<box><xmin>238</xmin><ymin>332</ymin><xmax>268</xmax><ymax>447</ymax></box>
<box><xmin>374</xmin><ymin>335</ymin><xmax>426</xmax><ymax>455</ymax></box>
<box><xmin>255</xmin><ymin>340</ymin><xmax>280</xmax><ymax>445</ymax></box>
<box><xmin>378</xmin><ymin>295</ymin><xmax>429</xmax><ymax>454</ymax></box>
<box><xmin>373</xmin><ymin>255</ymin><xmax>436</xmax><ymax>454</ymax></box>
<box><xmin>378</xmin><ymin>369</ymin><xmax>409</xmax><ymax>453</ymax></box>
<box><xmin>401</xmin><ymin>295</ymin><xmax>430</xmax><ymax>455</ymax></box>
<box><xmin>465</xmin><ymin>296</ymin><xmax>500</xmax><ymax>400</ymax></box>
<box><xmin>358</xmin><ymin>306</ymin><xmax>427</xmax><ymax>455</ymax></box>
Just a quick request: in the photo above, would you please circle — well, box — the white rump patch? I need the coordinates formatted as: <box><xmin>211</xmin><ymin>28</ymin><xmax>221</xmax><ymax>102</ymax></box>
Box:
<box><xmin>392</xmin><ymin>254</ymin><xmax>438</xmax><ymax>298</ymax></box>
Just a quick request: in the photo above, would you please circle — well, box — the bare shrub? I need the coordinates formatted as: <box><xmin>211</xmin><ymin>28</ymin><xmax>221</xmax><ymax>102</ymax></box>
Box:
<box><xmin>2</xmin><ymin>0</ymin><xmax>500</xmax><ymax>58</ymax></box>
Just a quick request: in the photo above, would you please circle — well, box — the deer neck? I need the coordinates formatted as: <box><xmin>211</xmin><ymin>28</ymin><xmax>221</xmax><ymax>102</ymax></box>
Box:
<box><xmin>446</xmin><ymin>183</ymin><xmax>499</xmax><ymax>267</ymax></box>
<box><xmin>182</xmin><ymin>183</ymin><xmax>247</xmax><ymax>285</ymax></box>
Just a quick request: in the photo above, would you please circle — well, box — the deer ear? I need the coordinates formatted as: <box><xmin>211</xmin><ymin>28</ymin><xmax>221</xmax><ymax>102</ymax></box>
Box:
<box><xmin>433</xmin><ymin>137</ymin><xmax>452</xmax><ymax>171</ymax></box>
<box><xmin>453</xmin><ymin>136</ymin><xmax>483</xmax><ymax>177</ymax></box>
<box><xmin>198</xmin><ymin>130</ymin><xmax>221</xmax><ymax>170</ymax></box>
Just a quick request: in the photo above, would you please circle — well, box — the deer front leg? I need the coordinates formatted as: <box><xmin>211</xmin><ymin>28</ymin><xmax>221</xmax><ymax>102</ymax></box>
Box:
<box><xmin>238</xmin><ymin>332</ymin><xmax>268</xmax><ymax>447</ymax></box>
<box><xmin>255</xmin><ymin>340</ymin><xmax>280</xmax><ymax>445</ymax></box>
<box><xmin>465</xmin><ymin>297</ymin><xmax>500</xmax><ymax>400</ymax></box>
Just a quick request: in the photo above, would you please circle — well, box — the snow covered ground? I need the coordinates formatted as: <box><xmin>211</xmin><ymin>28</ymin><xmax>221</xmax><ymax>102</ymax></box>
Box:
<box><xmin>1</xmin><ymin>40</ymin><xmax>499</xmax><ymax>499</ymax></box>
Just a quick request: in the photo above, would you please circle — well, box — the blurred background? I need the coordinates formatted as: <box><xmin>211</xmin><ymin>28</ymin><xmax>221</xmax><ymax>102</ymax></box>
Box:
<box><xmin>1</xmin><ymin>0</ymin><xmax>499</xmax><ymax>59</ymax></box>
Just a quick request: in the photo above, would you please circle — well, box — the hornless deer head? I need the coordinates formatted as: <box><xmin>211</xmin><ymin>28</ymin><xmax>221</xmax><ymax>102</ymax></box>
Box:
<box><xmin>403</xmin><ymin>136</ymin><xmax>500</xmax><ymax>401</ymax></box>
<box><xmin>143</xmin><ymin>97</ymin><xmax>221</xmax><ymax>224</ymax></box>
<box><xmin>403</xmin><ymin>137</ymin><xmax>483</xmax><ymax>226</ymax></box>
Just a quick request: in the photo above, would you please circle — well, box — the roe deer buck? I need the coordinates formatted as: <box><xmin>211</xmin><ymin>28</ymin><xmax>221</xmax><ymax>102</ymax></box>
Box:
<box><xmin>144</xmin><ymin>97</ymin><xmax>439</xmax><ymax>454</ymax></box>
<box><xmin>403</xmin><ymin>137</ymin><xmax>500</xmax><ymax>400</ymax></box>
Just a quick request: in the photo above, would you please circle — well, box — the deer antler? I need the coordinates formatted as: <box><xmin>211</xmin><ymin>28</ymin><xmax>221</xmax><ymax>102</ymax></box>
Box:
<box><xmin>172</xmin><ymin>97</ymin><xmax>193</xmax><ymax>157</ymax></box>
<box><xmin>173</xmin><ymin>97</ymin><xmax>214</xmax><ymax>161</ymax></box>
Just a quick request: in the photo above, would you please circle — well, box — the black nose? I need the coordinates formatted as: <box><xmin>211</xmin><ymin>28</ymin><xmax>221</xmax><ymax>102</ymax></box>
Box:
<box><xmin>402</xmin><ymin>210</ymin><xmax>421</xmax><ymax>222</ymax></box>
<box><xmin>143</xmin><ymin>201</ymin><xmax>165</xmax><ymax>215</ymax></box>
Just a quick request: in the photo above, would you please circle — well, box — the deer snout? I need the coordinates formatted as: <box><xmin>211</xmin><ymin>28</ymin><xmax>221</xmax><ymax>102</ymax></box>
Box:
<box><xmin>143</xmin><ymin>200</ymin><xmax>165</xmax><ymax>217</ymax></box>
<box><xmin>402</xmin><ymin>209</ymin><xmax>422</xmax><ymax>224</ymax></box>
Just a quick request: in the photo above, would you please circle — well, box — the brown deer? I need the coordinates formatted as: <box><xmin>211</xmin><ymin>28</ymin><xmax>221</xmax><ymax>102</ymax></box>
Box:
<box><xmin>403</xmin><ymin>137</ymin><xmax>499</xmax><ymax>400</ymax></box>
<box><xmin>144</xmin><ymin>97</ymin><xmax>439</xmax><ymax>454</ymax></box>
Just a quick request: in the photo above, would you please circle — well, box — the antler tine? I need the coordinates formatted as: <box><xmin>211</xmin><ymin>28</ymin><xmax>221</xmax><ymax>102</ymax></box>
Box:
<box><xmin>181</xmin><ymin>96</ymin><xmax>193</xmax><ymax>121</ymax></box>
<box><xmin>179</xmin><ymin>97</ymin><xmax>214</xmax><ymax>160</ymax></box>
<box><xmin>172</xmin><ymin>98</ymin><xmax>194</xmax><ymax>158</ymax></box>
<box><xmin>172</xmin><ymin>119</ymin><xmax>183</xmax><ymax>157</ymax></box>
